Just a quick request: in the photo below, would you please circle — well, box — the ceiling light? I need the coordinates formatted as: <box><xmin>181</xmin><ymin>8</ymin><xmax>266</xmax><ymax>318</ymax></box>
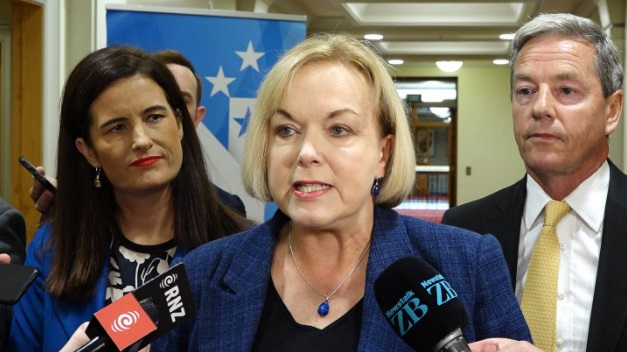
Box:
<box><xmin>429</xmin><ymin>107</ymin><xmax>450</xmax><ymax>118</ymax></box>
<box><xmin>364</xmin><ymin>34</ymin><xmax>383</xmax><ymax>41</ymax></box>
<box><xmin>435</xmin><ymin>61</ymin><xmax>463</xmax><ymax>73</ymax></box>
<box><xmin>499</xmin><ymin>33</ymin><xmax>515</xmax><ymax>40</ymax></box>
<box><xmin>493</xmin><ymin>59</ymin><xmax>509</xmax><ymax>65</ymax></box>
<box><xmin>421</xmin><ymin>93</ymin><xmax>445</xmax><ymax>103</ymax></box>
<box><xmin>388</xmin><ymin>59</ymin><xmax>404</xmax><ymax>65</ymax></box>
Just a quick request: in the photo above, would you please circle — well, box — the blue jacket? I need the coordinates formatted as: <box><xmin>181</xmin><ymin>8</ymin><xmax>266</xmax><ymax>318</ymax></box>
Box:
<box><xmin>8</xmin><ymin>224</ymin><xmax>189</xmax><ymax>352</ymax></box>
<box><xmin>153</xmin><ymin>207</ymin><xmax>531</xmax><ymax>351</ymax></box>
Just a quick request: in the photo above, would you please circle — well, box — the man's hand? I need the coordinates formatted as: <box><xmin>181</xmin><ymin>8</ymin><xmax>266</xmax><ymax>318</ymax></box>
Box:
<box><xmin>470</xmin><ymin>338</ymin><xmax>542</xmax><ymax>352</ymax></box>
<box><xmin>29</xmin><ymin>166</ymin><xmax>57</xmax><ymax>214</ymax></box>
<box><xmin>0</xmin><ymin>254</ymin><xmax>10</xmax><ymax>264</ymax></box>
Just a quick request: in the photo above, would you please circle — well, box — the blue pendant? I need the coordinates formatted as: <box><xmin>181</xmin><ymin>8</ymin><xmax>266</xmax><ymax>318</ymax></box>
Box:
<box><xmin>317</xmin><ymin>300</ymin><xmax>330</xmax><ymax>316</ymax></box>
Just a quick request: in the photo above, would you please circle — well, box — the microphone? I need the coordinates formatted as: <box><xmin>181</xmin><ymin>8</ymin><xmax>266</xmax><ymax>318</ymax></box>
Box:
<box><xmin>374</xmin><ymin>257</ymin><xmax>470</xmax><ymax>352</ymax></box>
<box><xmin>76</xmin><ymin>262</ymin><xmax>197</xmax><ymax>352</ymax></box>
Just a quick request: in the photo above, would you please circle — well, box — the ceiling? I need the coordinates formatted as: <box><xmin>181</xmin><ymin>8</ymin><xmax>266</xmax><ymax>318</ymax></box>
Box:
<box><xmin>261</xmin><ymin>0</ymin><xmax>624</xmax><ymax>68</ymax></box>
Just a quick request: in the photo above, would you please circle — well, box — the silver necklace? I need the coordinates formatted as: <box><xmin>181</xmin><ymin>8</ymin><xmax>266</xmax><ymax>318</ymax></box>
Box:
<box><xmin>287</xmin><ymin>222</ymin><xmax>371</xmax><ymax>317</ymax></box>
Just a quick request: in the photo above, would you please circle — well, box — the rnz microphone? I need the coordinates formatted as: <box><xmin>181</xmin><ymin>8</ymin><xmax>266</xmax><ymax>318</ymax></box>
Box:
<box><xmin>374</xmin><ymin>257</ymin><xmax>470</xmax><ymax>352</ymax></box>
<box><xmin>76</xmin><ymin>262</ymin><xmax>196</xmax><ymax>352</ymax></box>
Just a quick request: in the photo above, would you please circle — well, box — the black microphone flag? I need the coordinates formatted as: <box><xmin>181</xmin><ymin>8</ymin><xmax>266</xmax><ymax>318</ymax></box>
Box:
<box><xmin>80</xmin><ymin>262</ymin><xmax>196</xmax><ymax>352</ymax></box>
<box><xmin>374</xmin><ymin>257</ymin><xmax>470</xmax><ymax>352</ymax></box>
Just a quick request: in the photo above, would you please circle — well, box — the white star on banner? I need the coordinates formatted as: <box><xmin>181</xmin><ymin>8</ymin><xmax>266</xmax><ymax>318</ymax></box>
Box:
<box><xmin>205</xmin><ymin>66</ymin><xmax>235</xmax><ymax>97</ymax></box>
<box><xmin>235</xmin><ymin>41</ymin><xmax>265</xmax><ymax>72</ymax></box>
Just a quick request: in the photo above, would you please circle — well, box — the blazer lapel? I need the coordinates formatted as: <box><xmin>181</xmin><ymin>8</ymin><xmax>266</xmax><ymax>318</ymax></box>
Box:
<box><xmin>482</xmin><ymin>177</ymin><xmax>527</xmax><ymax>288</ymax></box>
<box><xmin>217</xmin><ymin>216</ymin><xmax>279</xmax><ymax>350</ymax></box>
<box><xmin>586</xmin><ymin>161</ymin><xmax>627</xmax><ymax>352</ymax></box>
<box><xmin>359</xmin><ymin>208</ymin><xmax>423</xmax><ymax>351</ymax></box>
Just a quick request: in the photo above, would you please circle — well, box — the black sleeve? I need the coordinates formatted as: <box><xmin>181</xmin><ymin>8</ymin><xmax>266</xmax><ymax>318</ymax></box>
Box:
<box><xmin>0</xmin><ymin>199</ymin><xmax>27</xmax><ymax>351</ymax></box>
<box><xmin>0</xmin><ymin>200</ymin><xmax>27</xmax><ymax>265</ymax></box>
<box><xmin>214</xmin><ymin>186</ymin><xmax>247</xmax><ymax>217</ymax></box>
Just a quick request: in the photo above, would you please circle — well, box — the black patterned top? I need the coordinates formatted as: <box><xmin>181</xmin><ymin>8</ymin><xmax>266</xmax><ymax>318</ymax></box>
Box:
<box><xmin>105</xmin><ymin>234</ymin><xmax>177</xmax><ymax>304</ymax></box>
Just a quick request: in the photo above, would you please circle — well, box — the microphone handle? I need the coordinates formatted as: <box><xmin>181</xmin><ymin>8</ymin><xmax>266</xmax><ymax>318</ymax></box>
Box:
<box><xmin>74</xmin><ymin>336</ymin><xmax>107</xmax><ymax>352</ymax></box>
<box><xmin>432</xmin><ymin>328</ymin><xmax>470</xmax><ymax>352</ymax></box>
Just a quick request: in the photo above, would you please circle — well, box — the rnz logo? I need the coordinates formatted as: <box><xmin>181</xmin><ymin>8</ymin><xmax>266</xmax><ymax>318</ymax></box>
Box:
<box><xmin>160</xmin><ymin>273</ymin><xmax>186</xmax><ymax>323</ymax></box>
<box><xmin>111</xmin><ymin>311</ymin><xmax>140</xmax><ymax>332</ymax></box>
<box><xmin>159</xmin><ymin>273</ymin><xmax>178</xmax><ymax>289</ymax></box>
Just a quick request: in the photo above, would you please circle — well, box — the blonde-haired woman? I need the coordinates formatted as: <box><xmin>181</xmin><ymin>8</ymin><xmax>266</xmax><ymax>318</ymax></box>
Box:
<box><xmin>154</xmin><ymin>34</ymin><xmax>531</xmax><ymax>351</ymax></box>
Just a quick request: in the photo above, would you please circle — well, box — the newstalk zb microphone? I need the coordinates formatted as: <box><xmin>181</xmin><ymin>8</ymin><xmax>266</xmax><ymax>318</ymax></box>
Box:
<box><xmin>374</xmin><ymin>257</ymin><xmax>470</xmax><ymax>352</ymax></box>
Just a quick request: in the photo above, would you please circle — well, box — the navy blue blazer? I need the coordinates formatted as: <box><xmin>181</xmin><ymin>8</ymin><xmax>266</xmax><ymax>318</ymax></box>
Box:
<box><xmin>153</xmin><ymin>207</ymin><xmax>531</xmax><ymax>351</ymax></box>
<box><xmin>442</xmin><ymin>159</ymin><xmax>627</xmax><ymax>352</ymax></box>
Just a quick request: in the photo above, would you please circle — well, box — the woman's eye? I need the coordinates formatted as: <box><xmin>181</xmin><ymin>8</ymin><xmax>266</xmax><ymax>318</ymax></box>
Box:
<box><xmin>277</xmin><ymin>126</ymin><xmax>295</xmax><ymax>136</ymax></box>
<box><xmin>148</xmin><ymin>114</ymin><xmax>165</xmax><ymax>122</ymax></box>
<box><xmin>330</xmin><ymin>126</ymin><xmax>348</xmax><ymax>136</ymax></box>
<box><xmin>109</xmin><ymin>124</ymin><xmax>125</xmax><ymax>133</ymax></box>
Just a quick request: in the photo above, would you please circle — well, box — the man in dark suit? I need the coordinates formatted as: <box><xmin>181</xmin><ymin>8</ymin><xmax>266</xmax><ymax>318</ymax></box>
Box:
<box><xmin>443</xmin><ymin>13</ymin><xmax>626</xmax><ymax>352</ymax></box>
<box><xmin>0</xmin><ymin>197</ymin><xmax>26</xmax><ymax>349</ymax></box>
<box><xmin>153</xmin><ymin>50</ymin><xmax>246</xmax><ymax>216</ymax></box>
<box><xmin>30</xmin><ymin>50</ymin><xmax>246</xmax><ymax>217</ymax></box>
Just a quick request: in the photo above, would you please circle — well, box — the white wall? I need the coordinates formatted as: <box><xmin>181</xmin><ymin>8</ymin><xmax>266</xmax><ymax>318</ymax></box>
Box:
<box><xmin>395</xmin><ymin>64</ymin><xmax>526</xmax><ymax>205</ymax></box>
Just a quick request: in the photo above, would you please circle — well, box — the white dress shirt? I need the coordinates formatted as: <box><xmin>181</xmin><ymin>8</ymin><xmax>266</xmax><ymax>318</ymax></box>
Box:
<box><xmin>516</xmin><ymin>161</ymin><xmax>609</xmax><ymax>352</ymax></box>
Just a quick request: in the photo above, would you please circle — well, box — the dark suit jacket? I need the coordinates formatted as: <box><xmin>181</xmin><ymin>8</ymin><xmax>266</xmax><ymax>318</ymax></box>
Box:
<box><xmin>442</xmin><ymin>159</ymin><xmax>627</xmax><ymax>352</ymax></box>
<box><xmin>0</xmin><ymin>198</ymin><xmax>27</xmax><ymax>351</ymax></box>
<box><xmin>214</xmin><ymin>185</ymin><xmax>246</xmax><ymax>217</ymax></box>
<box><xmin>153</xmin><ymin>207</ymin><xmax>530</xmax><ymax>351</ymax></box>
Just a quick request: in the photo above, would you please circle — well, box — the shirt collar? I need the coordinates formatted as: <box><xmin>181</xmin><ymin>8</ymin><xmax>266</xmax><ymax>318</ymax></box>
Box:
<box><xmin>524</xmin><ymin>161</ymin><xmax>609</xmax><ymax>233</ymax></box>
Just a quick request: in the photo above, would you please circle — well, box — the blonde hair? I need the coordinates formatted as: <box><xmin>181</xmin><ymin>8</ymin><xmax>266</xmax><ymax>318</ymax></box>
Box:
<box><xmin>242</xmin><ymin>33</ymin><xmax>415</xmax><ymax>208</ymax></box>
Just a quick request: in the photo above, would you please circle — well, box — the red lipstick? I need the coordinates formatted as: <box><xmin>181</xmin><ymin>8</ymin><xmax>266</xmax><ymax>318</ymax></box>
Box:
<box><xmin>131</xmin><ymin>156</ymin><xmax>161</xmax><ymax>167</ymax></box>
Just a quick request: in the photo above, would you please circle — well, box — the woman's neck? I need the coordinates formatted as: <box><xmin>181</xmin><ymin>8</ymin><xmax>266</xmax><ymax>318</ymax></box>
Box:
<box><xmin>286</xmin><ymin>215</ymin><xmax>373</xmax><ymax>279</ymax></box>
<box><xmin>114</xmin><ymin>187</ymin><xmax>175</xmax><ymax>245</ymax></box>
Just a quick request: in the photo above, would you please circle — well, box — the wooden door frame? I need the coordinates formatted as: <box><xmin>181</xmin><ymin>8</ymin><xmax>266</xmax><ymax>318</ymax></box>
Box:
<box><xmin>394</xmin><ymin>76</ymin><xmax>458</xmax><ymax>207</ymax></box>
<box><xmin>10</xmin><ymin>0</ymin><xmax>44</xmax><ymax>241</ymax></box>
<box><xmin>8</xmin><ymin>0</ymin><xmax>63</xmax><ymax>243</ymax></box>
<box><xmin>0</xmin><ymin>25</ymin><xmax>10</xmax><ymax>199</ymax></box>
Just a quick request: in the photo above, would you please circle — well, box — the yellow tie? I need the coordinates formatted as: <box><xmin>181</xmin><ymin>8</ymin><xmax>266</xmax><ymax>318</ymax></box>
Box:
<box><xmin>521</xmin><ymin>200</ymin><xmax>570</xmax><ymax>351</ymax></box>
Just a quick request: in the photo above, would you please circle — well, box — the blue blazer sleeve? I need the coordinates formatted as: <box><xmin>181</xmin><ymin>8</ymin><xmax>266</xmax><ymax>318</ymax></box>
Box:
<box><xmin>472</xmin><ymin>234</ymin><xmax>531</xmax><ymax>340</ymax></box>
<box><xmin>8</xmin><ymin>225</ymin><xmax>49</xmax><ymax>351</ymax></box>
<box><xmin>8</xmin><ymin>225</ymin><xmax>107</xmax><ymax>352</ymax></box>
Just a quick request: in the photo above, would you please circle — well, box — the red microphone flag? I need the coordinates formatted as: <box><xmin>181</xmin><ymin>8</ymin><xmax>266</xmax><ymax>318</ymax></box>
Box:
<box><xmin>93</xmin><ymin>292</ymin><xmax>157</xmax><ymax>350</ymax></box>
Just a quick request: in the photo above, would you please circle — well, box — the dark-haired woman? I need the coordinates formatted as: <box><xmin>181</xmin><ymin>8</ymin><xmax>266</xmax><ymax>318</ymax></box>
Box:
<box><xmin>8</xmin><ymin>46</ymin><xmax>250</xmax><ymax>351</ymax></box>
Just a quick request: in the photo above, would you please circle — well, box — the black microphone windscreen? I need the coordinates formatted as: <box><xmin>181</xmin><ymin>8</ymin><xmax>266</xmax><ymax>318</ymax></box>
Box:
<box><xmin>139</xmin><ymin>297</ymin><xmax>160</xmax><ymax>325</ymax></box>
<box><xmin>374</xmin><ymin>257</ymin><xmax>468</xmax><ymax>352</ymax></box>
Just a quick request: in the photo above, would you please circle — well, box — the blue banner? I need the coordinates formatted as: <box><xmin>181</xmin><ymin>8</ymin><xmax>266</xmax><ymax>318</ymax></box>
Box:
<box><xmin>106</xmin><ymin>8</ymin><xmax>305</xmax><ymax>221</ymax></box>
<box><xmin>107</xmin><ymin>9</ymin><xmax>305</xmax><ymax>154</ymax></box>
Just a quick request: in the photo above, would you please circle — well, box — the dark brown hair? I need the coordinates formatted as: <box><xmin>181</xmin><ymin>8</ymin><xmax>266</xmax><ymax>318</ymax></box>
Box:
<box><xmin>49</xmin><ymin>46</ymin><xmax>250</xmax><ymax>300</ymax></box>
